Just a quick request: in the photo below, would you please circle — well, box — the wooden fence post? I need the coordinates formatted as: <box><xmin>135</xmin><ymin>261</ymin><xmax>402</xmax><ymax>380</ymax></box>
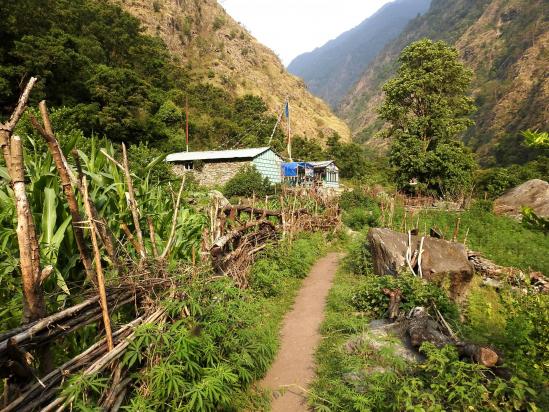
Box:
<box><xmin>0</xmin><ymin>77</ymin><xmax>46</xmax><ymax>323</ymax></box>
<box><xmin>30</xmin><ymin>102</ymin><xmax>96</xmax><ymax>284</ymax></box>
<box><xmin>82</xmin><ymin>177</ymin><xmax>114</xmax><ymax>351</ymax></box>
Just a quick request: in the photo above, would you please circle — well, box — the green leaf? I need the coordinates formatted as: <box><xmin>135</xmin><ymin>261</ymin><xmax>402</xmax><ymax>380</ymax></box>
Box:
<box><xmin>41</xmin><ymin>187</ymin><xmax>58</xmax><ymax>245</ymax></box>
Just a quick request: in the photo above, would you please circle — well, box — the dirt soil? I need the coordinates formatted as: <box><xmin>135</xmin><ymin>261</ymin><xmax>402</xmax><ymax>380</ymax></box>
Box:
<box><xmin>260</xmin><ymin>252</ymin><xmax>342</xmax><ymax>411</ymax></box>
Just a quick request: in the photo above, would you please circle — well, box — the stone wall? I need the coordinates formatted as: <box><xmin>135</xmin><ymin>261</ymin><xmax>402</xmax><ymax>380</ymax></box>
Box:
<box><xmin>172</xmin><ymin>160</ymin><xmax>251</xmax><ymax>187</ymax></box>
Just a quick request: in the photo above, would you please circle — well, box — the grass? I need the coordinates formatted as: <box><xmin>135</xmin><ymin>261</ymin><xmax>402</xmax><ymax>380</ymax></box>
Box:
<box><xmin>309</xmin><ymin>232</ymin><xmax>548</xmax><ymax>411</ymax></box>
<box><xmin>391</xmin><ymin>202</ymin><xmax>549</xmax><ymax>274</ymax></box>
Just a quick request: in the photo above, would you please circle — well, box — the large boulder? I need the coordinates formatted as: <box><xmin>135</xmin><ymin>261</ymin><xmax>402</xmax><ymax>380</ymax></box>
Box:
<box><xmin>494</xmin><ymin>179</ymin><xmax>549</xmax><ymax>220</ymax></box>
<box><xmin>367</xmin><ymin>228</ymin><xmax>473</xmax><ymax>300</ymax></box>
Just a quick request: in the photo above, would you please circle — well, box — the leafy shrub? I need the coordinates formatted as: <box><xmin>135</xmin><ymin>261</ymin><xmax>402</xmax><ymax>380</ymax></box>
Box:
<box><xmin>223</xmin><ymin>165</ymin><xmax>272</xmax><ymax>198</ymax></box>
<box><xmin>344</xmin><ymin>236</ymin><xmax>373</xmax><ymax>275</ymax></box>
<box><xmin>522</xmin><ymin>207</ymin><xmax>549</xmax><ymax>235</ymax></box>
<box><xmin>351</xmin><ymin>274</ymin><xmax>458</xmax><ymax>320</ymax></box>
<box><xmin>397</xmin><ymin>343</ymin><xmax>536</xmax><ymax>411</ymax></box>
<box><xmin>339</xmin><ymin>189</ymin><xmax>379</xmax><ymax>212</ymax></box>
<box><xmin>343</xmin><ymin>207</ymin><xmax>380</xmax><ymax>230</ymax></box>
<box><xmin>249</xmin><ymin>259</ymin><xmax>285</xmax><ymax>297</ymax></box>
<box><xmin>250</xmin><ymin>233</ymin><xmax>326</xmax><ymax>295</ymax></box>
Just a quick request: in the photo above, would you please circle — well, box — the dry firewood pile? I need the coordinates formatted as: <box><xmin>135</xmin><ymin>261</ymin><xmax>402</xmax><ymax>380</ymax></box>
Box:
<box><xmin>207</xmin><ymin>188</ymin><xmax>341</xmax><ymax>288</ymax></box>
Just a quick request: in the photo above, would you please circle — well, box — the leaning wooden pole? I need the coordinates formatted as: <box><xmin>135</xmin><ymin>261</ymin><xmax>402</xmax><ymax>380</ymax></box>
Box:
<box><xmin>30</xmin><ymin>103</ymin><xmax>96</xmax><ymax>284</ymax></box>
<box><xmin>121</xmin><ymin>144</ymin><xmax>145</xmax><ymax>260</ymax></box>
<box><xmin>82</xmin><ymin>176</ymin><xmax>114</xmax><ymax>351</ymax></box>
<box><xmin>160</xmin><ymin>176</ymin><xmax>185</xmax><ymax>260</ymax></box>
<box><xmin>10</xmin><ymin>135</ymin><xmax>46</xmax><ymax>322</ymax></box>
<box><xmin>0</xmin><ymin>77</ymin><xmax>46</xmax><ymax>323</ymax></box>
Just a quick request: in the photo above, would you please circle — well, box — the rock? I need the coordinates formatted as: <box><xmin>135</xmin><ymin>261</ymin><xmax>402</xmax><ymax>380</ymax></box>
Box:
<box><xmin>494</xmin><ymin>179</ymin><xmax>549</xmax><ymax>220</ymax></box>
<box><xmin>209</xmin><ymin>190</ymin><xmax>231</xmax><ymax>208</ymax></box>
<box><xmin>367</xmin><ymin>228</ymin><xmax>474</xmax><ymax>300</ymax></box>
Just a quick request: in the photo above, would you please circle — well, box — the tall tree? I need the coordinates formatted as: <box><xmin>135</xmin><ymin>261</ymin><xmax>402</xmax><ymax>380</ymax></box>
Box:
<box><xmin>379</xmin><ymin>39</ymin><xmax>477</xmax><ymax>196</ymax></box>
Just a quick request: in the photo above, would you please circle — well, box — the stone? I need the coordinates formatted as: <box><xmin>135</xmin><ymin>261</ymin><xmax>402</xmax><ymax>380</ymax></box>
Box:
<box><xmin>172</xmin><ymin>160</ymin><xmax>250</xmax><ymax>187</ymax></box>
<box><xmin>494</xmin><ymin>179</ymin><xmax>549</xmax><ymax>220</ymax></box>
<box><xmin>367</xmin><ymin>228</ymin><xmax>474</xmax><ymax>300</ymax></box>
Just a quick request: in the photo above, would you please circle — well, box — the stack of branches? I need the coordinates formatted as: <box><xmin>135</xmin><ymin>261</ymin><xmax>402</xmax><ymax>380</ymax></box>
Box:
<box><xmin>210</xmin><ymin>219</ymin><xmax>278</xmax><ymax>288</ymax></box>
<box><xmin>2</xmin><ymin>308</ymin><xmax>166</xmax><ymax>412</ymax></box>
<box><xmin>468</xmin><ymin>251</ymin><xmax>548</xmax><ymax>293</ymax></box>
<box><xmin>208</xmin><ymin>188</ymin><xmax>341</xmax><ymax>288</ymax></box>
<box><xmin>0</xmin><ymin>78</ymin><xmax>192</xmax><ymax>411</ymax></box>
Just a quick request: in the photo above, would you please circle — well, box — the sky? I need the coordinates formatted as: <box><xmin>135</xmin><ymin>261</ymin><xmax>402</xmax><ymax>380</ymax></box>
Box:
<box><xmin>219</xmin><ymin>0</ymin><xmax>392</xmax><ymax>66</ymax></box>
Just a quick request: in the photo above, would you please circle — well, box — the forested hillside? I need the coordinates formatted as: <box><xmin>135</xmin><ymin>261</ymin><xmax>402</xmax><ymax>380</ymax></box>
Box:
<box><xmin>112</xmin><ymin>0</ymin><xmax>350</xmax><ymax>142</ymax></box>
<box><xmin>340</xmin><ymin>0</ymin><xmax>548</xmax><ymax>166</ymax></box>
<box><xmin>0</xmin><ymin>0</ymin><xmax>349</xmax><ymax>157</ymax></box>
<box><xmin>288</xmin><ymin>0</ymin><xmax>430</xmax><ymax>108</ymax></box>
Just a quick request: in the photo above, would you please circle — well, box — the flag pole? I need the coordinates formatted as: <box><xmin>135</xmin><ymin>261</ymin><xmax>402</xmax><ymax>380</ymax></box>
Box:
<box><xmin>185</xmin><ymin>96</ymin><xmax>189</xmax><ymax>152</ymax></box>
<box><xmin>286</xmin><ymin>97</ymin><xmax>292</xmax><ymax>161</ymax></box>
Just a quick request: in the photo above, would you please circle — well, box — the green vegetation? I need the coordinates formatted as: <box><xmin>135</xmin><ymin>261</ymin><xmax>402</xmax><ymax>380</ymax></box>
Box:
<box><xmin>0</xmin><ymin>126</ymin><xmax>204</xmax><ymax>332</ymax></box>
<box><xmin>474</xmin><ymin>159</ymin><xmax>548</xmax><ymax>199</ymax></box>
<box><xmin>65</xmin><ymin>233</ymin><xmax>328</xmax><ymax>411</ymax></box>
<box><xmin>379</xmin><ymin>39</ymin><xmax>477</xmax><ymax>197</ymax></box>
<box><xmin>391</xmin><ymin>202</ymin><xmax>549</xmax><ymax>273</ymax></box>
<box><xmin>223</xmin><ymin>164</ymin><xmax>273</xmax><ymax>199</ymax></box>
<box><xmin>0</xmin><ymin>0</ymin><xmax>286</xmax><ymax>150</ymax></box>
<box><xmin>309</xmin><ymin>232</ymin><xmax>548</xmax><ymax>411</ymax></box>
<box><xmin>292</xmin><ymin>133</ymin><xmax>391</xmax><ymax>182</ymax></box>
<box><xmin>339</xmin><ymin>189</ymin><xmax>381</xmax><ymax>231</ymax></box>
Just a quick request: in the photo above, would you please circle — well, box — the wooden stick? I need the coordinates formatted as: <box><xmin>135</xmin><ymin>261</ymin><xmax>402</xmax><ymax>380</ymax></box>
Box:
<box><xmin>9</xmin><ymin>135</ymin><xmax>46</xmax><ymax>322</ymax></box>
<box><xmin>452</xmin><ymin>216</ymin><xmax>461</xmax><ymax>242</ymax></box>
<box><xmin>121</xmin><ymin>144</ymin><xmax>145</xmax><ymax>259</ymax></box>
<box><xmin>82</xmin><ymin>177</ymin><xmax>113</xmax><ymax>351</ymax></box>
<box><xmin>160</xmin><ymin>176</ymin><xmax>186</xmax><ymax>260</ymax></box>
<box><xmin>30</xmin><ymin>106</ymin><xmax>95</xmax><ymax>283</ymax></box>
<box><xmin>147</xmin><ymin>217</ymin><xmax>158</xmax><ymax>258</ymax></box>
<box><xmin>72</xmin><ymin>150</ymin><xmax>118</xmax><ymax>265</ymax></box>
<box><xmin>463</xmin><ymin>227</ymin><xmax>470</xmax><ymax>247</ymax></box>
<box><xmin>119</xmin><ymin>223</ymin><xmax>140</xmax><ymax>254</ymax></box>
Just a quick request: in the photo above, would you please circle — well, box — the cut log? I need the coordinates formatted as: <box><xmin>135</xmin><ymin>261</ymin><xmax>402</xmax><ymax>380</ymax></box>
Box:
<box><xmin>404</xmin><ymin>307</ymin><xmax>499</xmax><ymax>368</ymax></box>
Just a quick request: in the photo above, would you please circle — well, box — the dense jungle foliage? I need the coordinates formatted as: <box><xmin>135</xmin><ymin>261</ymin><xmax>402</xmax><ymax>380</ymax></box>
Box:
<box><xmin>0</xmin><ymin>112</ymin><xmax>205</xmax><ymax>332</ymax></box>
<box><xmin>0</xmin><ymin>0</ymin><xmax>286</xmax><ymax>152</ymax></box>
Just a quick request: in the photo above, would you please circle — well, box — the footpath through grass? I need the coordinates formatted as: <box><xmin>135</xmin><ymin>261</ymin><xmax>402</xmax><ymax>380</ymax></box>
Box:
<box><xmin>308</xmin><ymin>232</ymin><xmax>548</xmax><ymax>411</ymax></box>
<box><xmin>54</xmin><ymin>232</ymin><xmax>332</xmax><ymax>411</ymax></box>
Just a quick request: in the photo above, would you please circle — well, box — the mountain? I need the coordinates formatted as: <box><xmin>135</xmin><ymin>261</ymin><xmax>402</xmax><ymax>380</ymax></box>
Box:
<box><xmin>111</xmin><ymin>0</ymin><xmax>350</xmax><ymax>143</ymax></box>
<box><xmin>287</xmin><ymin>0</ymin><xmax>431</xmax><ymax>108</ymax></box>
<box><xmin>339</xmin><ymin>0</ymin><xmax>548</xmax><ymax>165</ymax></box>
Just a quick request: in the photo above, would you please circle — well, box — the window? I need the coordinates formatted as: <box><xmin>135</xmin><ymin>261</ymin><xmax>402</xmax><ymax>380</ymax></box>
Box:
<box><xmin>182</xmin><ymin>162</ymin><xmax>194</xmax><ymax>171</ymax></box>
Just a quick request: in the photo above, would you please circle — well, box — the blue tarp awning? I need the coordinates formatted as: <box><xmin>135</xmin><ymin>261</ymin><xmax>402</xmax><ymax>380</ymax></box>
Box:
<box><xmin>281</xmin><ymin>162</ymin><xmax>314</xmax><ymax>177</ymax></box>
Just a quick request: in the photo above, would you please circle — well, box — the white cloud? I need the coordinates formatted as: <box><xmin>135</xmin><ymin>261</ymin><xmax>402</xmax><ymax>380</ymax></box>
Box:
<box><xmin>219</xmin><ymin>0</ymin><xmax>391</xmax><ymax>65</ymax></box>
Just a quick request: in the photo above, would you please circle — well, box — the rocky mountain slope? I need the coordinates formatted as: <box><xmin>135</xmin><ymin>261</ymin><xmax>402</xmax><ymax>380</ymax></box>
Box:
<box><xmin>339</xmin><ymin>0</ymin><xmax>548</xmax><ymax>164</ymax></box>
<box><xmin>112</xmin><ymin>0</ymin><xmax>350</xmax><ymax>143</ymax></box>
<box><xmin>288</xmin><ymin>0</ymin><xmax>430</xmax><ymax>108</ymax></box>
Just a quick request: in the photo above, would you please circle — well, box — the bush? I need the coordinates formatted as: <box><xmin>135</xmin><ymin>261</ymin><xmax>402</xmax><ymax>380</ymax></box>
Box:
<box><xmin>344</xmin><ymin>236</ymin><xmax>373</xmax><ymax>275</ymax></box>
<box><xmin>339</xmin><ymin>189</ymin><xmax>378</xmax><ymax>211</ymax></box>
<box><xmin>223</xmin><ymin>165</ymin><xmax>272</xmax><ymax>198</ymax></box>
<box><xmin>351</xmin><ymin>274</ymin><xmax>458</xmax><ymax>320</ymax></box>
<box><xmin>343</xmin><ymin>207</ymin><xmax>380</xmax><ymax>230</ymax></box>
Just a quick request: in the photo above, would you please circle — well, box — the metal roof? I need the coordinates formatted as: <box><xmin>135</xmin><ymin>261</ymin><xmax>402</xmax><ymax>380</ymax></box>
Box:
<box><xmin>309</xmin><ymin>160</ymin><xmax>337</xmax><ymax>169</ymax></box>
<box><xmin>166</xmin><ymin>147</ymin><xmax>272</xmax><ymax>162</ymax></box>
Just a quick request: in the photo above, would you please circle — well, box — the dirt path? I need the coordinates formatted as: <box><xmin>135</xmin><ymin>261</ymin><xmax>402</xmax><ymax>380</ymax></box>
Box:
<box><xmin>260</xmin><ymin>252</ymin><xmax>342</xmax><ymax>412</ymax></box>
